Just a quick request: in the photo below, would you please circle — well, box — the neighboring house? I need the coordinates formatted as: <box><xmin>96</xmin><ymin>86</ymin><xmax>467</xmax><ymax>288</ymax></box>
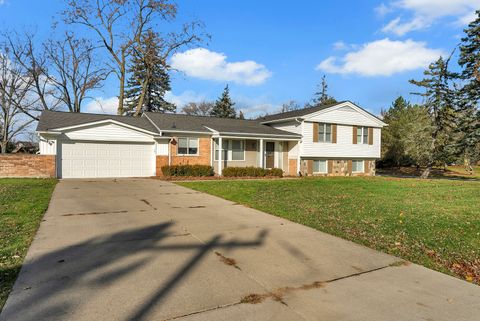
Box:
<box><xmin>36</xmin><ymin>101</ymin><xmax>386</xmax><ymax>178</ymax></box>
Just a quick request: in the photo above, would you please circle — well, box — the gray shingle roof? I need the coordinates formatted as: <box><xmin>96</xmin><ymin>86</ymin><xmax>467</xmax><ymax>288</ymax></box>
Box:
<box><xmin>258</xmin><ymin>101</ymin><xmax>345</xmax><ymax>122</ymax></box>
<box><xmin>36</xmin><ymin>110</ymin><xmax>159</xmax><ymax>133</ymax></box>
<box><xmin>145</xmin><ymin>112</ymin><xmax>301</xmax><ymax>137</ymax></box>
<box><xmin>36</xmin><ymin>110</ymin><xmax>301</xmax><ymax>138</ymax></box>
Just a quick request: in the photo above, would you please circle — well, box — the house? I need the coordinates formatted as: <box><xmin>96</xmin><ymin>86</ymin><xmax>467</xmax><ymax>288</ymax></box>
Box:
<box><xmin>36</xmin><ymin>101</ymin><xmax>386</xmax><ymax>178</ymax></box>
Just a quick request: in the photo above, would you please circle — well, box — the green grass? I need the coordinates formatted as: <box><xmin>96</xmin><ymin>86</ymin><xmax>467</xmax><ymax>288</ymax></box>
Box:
<box><xmin>0</xmin><ymin>178</ymin><xmax>57</xmax><ymax>310</ymax></box>
<box><xmin>178</xmin><ymin>177</ymin><xmax>480</xmax><ymax>284</ymax></box>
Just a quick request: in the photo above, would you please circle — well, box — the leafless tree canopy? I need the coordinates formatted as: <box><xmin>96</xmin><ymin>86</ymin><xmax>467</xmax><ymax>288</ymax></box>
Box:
<box><xmin>0</xmin><ymin>45</ymin><xmax>35</xmax><ymax>153</ymax></box>
<box><xmin>181</xmin><ymin>101</ymin><xmax>214</xmax><ymax>116</ymax></box>
<box><xmin>64</xmin><ymin>0</ymin><xmax>205</xmax><ymax>115</ymax></box>
<box><xmin>44</xmin><ymin>33</ymin><xmax>107</xmax><ymax>113</ymax></box>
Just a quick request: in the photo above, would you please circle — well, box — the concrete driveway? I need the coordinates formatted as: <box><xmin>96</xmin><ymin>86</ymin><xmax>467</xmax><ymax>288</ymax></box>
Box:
<box><xmin>1</xmin><ymin>179</ymin><xmax>479</xmax><ymax>321</ymax></box>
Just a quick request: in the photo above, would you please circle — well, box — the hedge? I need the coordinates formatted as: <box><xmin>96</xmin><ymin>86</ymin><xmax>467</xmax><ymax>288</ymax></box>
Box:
<box><xmin>222</xmin><ymin>166</ymin><xmax>283</xmax><ymax>177</ymax></box>
<box><xmin>161</xmin><ymin>165</ymin><xmax>214</xmax><ymax>177</ymax></box>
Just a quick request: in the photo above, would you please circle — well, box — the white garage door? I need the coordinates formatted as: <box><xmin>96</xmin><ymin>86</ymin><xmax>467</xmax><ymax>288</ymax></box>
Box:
<box><xmin>59</xmin><ymin>141</ymin><xmax>155</xmax><ymax>178</ymax></box>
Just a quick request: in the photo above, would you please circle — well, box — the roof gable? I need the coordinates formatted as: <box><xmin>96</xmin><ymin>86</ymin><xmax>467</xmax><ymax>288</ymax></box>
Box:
<box><xmin>304</xmin><ymin>102</ymin><xmax>386</xmax><ymax>127</ymax></box>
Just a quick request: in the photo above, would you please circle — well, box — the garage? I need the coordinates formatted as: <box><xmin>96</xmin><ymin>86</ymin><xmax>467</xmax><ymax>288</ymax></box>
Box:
<box><xmin>58</xmin><ymin>141</ymin><xmax>155</xmax><ymax>178</ymax></box>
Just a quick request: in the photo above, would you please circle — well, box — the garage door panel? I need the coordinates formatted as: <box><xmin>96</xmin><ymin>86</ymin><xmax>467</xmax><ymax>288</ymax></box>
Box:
<box><xmin>60</xmin><ymin>141</ymin><xmax>155</xmax><ymax>178</ymax></box>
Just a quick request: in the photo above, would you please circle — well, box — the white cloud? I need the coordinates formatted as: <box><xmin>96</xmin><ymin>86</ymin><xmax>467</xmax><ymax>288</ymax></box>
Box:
<box><xmin>316</xmin><ymin>38</ymin><xmax>443</xmax><ymax>77</ymax></box>
<box><xmin>375</xmin><ymin>3</ymin><xmax>393</xmax><ymax>16</ymax></box>
<box><xmin>164</xmin><ymin>90</ymin><xmax>207</xmax><ymax>108</ymax></box>
<box><xmin>170</xmin><ymin>48</ymin><xmax>272</xmax><ymax>85</ymax></box>
<box><xmin>380</xmin><ymin>0</ymin><xmax>480</xmax><ymax>35</ymax></box>
<box><xmin>84</xmin><ymin>97</ymin><xmax>119</xmax><ymax>114</ymax></box>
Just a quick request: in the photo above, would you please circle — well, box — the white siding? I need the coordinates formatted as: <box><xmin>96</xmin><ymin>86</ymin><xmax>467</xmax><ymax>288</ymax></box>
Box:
<box><xmin>39</xmin><ymin>135</ymin><xmax>57</xmax><ymax>155</ymax></box>
<box><xmin>63</xmin><ymin>123</ymin><xmax>154</xmax><ymax>142</ymax></box>
<box><xmin>307</xmin><ymin>106</ymin><xmax>380</xmax><ymax>127</ymax></box>
<box><xmin>287</xmin><ymin>141</ymin><xmax>299</xmax><ymax>159</ymax></box>
<box><xmin>301</xmin><ymin>123</ymin><xmax>381</xmax><ymax>158</ymax></box>
<box><xmin>270</xmin><ymin>120</ymin><xmax>302</xmax><ymax>134</ymax></box>
<box><xmin>156</xmin><ymin>140</ymin><xmax>169</xmax><ymax>156</ymax></box>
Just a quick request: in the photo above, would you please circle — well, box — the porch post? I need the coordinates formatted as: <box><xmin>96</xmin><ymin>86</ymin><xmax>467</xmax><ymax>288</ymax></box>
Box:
<box><xmin>218</xmin><ymin>137</ymin><xmax>223</xmax><ymax>176</ymax></box>
<box><xmin>259</xmin><ymin>138</ymin><xmax>264</xmax><ymax>168</ymax></box>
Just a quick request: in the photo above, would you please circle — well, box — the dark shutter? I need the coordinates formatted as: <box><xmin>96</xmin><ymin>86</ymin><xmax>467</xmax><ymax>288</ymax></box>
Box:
<box><xmin>313</xmin><ymin>123</ymin><xmax>319</xmax><ymax>142</ymax></box>
<box><xmin>352</xmin><ymin>127</ymin><xmax>357</xmax><ymax>144</ymax></box>
<box><xmin>332</xmin><ymin>124</ymin><xmax>337</xmax><ymax>143</ymax></box>
<box><xmin>368</xmin><ymin>127</ymin><xmax>374</xmax><ymax>145</ymax></box>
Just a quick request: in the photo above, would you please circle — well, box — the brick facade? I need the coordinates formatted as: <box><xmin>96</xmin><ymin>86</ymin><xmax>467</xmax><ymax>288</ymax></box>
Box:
<box><xmin>300</xmin><ymin>159</ymin><xmax>376</xmax><ymax>177</ymax></box>
<box><xmin>0</xmin><ymin>154</ymin><xmax>56</xmax><ymax>178</ymax></box>
<box><xmin>155</xmin><ymin>137</ymin><xmax>212</xmax><ymax>176</ymax></box>
<box><xmin>288</xmin><ymin>159</ymin><xmax>298</xmax><ymax>176</ymax></box>
<box><xmin>170</xmin><ymin>137</ymin><xmax>211</xmax><ymax>165</ymax></box>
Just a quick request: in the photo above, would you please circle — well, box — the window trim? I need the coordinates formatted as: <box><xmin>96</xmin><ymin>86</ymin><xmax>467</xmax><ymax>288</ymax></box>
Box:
<box><xmin>214</xmin><ymin>139</ymin><xmax>246</xmax><ymax>161</ymax></box>
<box><xmin>318</xmin><ymin>123</ymin><xmax>332</xmax><ymax>143</ymax></box>
<box><xmin>352</xmin><ymin>159</ymin><xmax>364</xmax><ymax>173</ymax></box>
<box><xmin>313</xmin><ymin>159</ymin><xmax>328</xmax><ymax>174</ymax></box>
<box><xmin>177</xmin><ymin>137</ymin><xmax>199</xmax><ymax>156</ymax></box>
<box><xmin>357</xmin><ymin>126</ymin><xmax>369</xmax><ymax>145</ymax></box>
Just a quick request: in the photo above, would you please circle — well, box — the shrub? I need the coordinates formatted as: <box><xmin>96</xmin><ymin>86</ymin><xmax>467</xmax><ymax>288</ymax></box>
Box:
<box><xmin>161</xmin><ymin>165</ymin><xmax>214</xmax><ymax>177</ymax></box>
<box><xmin>222</xmin><ymin>166</ymin><xmax>283</xmax><ymax>178</ymax></box>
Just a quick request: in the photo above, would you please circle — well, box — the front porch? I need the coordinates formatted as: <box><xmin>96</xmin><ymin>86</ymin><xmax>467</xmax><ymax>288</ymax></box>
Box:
<box><xmin>211</xmin><ymin>136</ymin><xmax>300</xmax><ymax>176</ymax></box>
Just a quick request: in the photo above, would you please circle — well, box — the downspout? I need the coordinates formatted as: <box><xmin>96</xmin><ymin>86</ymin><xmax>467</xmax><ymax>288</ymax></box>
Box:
<box><xmin>297</xmin><ymin>118</ymin><xmax>303</xmax><ymax>176</ymax></box>
<box><xmin>168</xmin><ymin>138</ymin><xmax>173</xmax><ymax>166</ymax></box>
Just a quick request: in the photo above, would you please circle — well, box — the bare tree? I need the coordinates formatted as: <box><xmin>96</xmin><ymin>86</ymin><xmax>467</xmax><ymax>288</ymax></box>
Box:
<box><xmin>5</xmin><ymin>31</ymin><xmax>61</xmax><ymax>118</ymax></box>
<box><xmin>0</xmin><ymin>46</ymin><xmax>35</xmax><ymax>153</ymax></box>
<box><xmin>181</xmin><ymin>101</ymin><xmax>214</xmax><ymax>116</ymax></box>
<box><xmin>44</xmin><ymin>33</ymin><xmax>107</xmax><ymax>112</ymax></box>
<box><xmin>279</xmin><ymin>100</ymin><xmax>301</xmax><ymax>113</ymax></box>
<box><xmin>64</xmin><ymin>0</ymin><xmax>204</xmax><ymax>115</ymax></box>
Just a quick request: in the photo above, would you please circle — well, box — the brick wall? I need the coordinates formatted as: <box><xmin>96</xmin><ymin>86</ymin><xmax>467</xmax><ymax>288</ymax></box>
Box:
<box><xmin>155</xmin><ymin>156</ymin><xmax>169</xmax><ymax>177</ymax></box>
<box><xmin>288</xmin><ymin>159</ymin><xmax>298</xmax><ymax>176</ymax></box>
<box><xmin>0</xmin><ymin>154</ymin><xmax>56</xmax><ymax>178</ymax></box>
<box><xmin>170</xmin><ymin>137</ymin><xmax>211</xmax><ymax>166</ymax></box>
<box><xmin>300</xmin><ymin>158</ymin><xmax>376</xmax><ymax>177</ymax></box>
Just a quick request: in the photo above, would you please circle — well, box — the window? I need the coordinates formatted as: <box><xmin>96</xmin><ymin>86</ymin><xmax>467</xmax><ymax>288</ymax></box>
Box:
<box><xmin>318</xmin><ymin>123</ymin><xmax>332</xmax><ymax>142</ymax></box>
<box><xmin>352</xmin><ymin>160</ymin><xmax>364</xmax><ymax>173</ymax></box>
<box><xmin>177</xmin><ymin>138</ymin><xmax>199</xmax><ymax>155</ymax></box>
<box><xmin>357</xmin><ymin>126</ymin><xmax>369</xmax><ymax>144</ymax></box>
<box><xmin>313</xmin><ymin>160</ymin><xmax>327</xmax><ymax>173</ymax></box>
<box><xmin>214</xmin><ymin>139</ymin><xmax>245</xmax><ymax>161</ymax></box>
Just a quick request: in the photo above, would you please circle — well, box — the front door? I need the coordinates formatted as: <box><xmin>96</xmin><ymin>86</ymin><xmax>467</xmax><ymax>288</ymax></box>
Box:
<box><xmin>265</xmin><ymin>142</ymin><xmax>275</xmax><ymax>168</ymax></box>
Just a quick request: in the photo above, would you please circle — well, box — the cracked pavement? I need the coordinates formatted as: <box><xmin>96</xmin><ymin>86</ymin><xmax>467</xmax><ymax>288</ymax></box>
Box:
<box><xmin>1</xmin><ymin>179</ymin><xmax>479</xmax><ymax>321</ymax></box>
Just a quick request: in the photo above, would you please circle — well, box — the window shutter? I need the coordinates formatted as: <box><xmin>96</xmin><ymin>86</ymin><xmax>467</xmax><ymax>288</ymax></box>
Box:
<box><xmin>352</xmin><ymin>126</ymin><xmax>357</xmax><ymax>144</ymax></box>
<box><xmin>365</xmin><ymin>160</ymin><xmax>370</xmax><ymax>174</ymax></box>
<box><xmin>332</xmin><ymin>124</ymin><xmax>337</xmax><ymax>143</ymax></box>
<box><xmin>368</xmin><ymin>127</ymin><xmax>374</xmax><ymax>145</ymax></box>
<box><xmin>313</xmin><ymin>123</ymin><xmax>319</xmax><ymax>142</ymax></box>
<box><xmin>307</xmin><ymin>160</ymin><xmax>313</xmax><ymax>175</ymax></box>
<box><xmin>328</xmin><ymin>160</ymin><xmax>333</xmax><ymax>174</ymax></box>
<box><xmin>347</xmin><ymin>160</ymin><xmax>352</xmax><ymax>174</ymax></box>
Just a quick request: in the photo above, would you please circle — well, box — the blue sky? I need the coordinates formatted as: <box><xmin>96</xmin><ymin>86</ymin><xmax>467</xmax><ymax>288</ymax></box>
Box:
<box><xmin>1</xmin><ymin>0</ymin><xmax>478</xmax><ymax>117</ymax></box>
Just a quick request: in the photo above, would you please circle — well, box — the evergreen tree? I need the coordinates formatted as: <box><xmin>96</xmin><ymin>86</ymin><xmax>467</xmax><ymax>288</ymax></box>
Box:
<box><xmin>410</xmin><ymin>56</ymin><xmax>457</xmax><ymax>178</ymax></box>
<box><xmin>457</xmin><ymin>10</ymin><xmax>480</xmax><ymax>173</ymax></box>
<box><xmin>238</xmin><ymin>110</ymin><xmax>245</xmax><ymax>119</ymax></box>
<box><xmin>125</xmin><ymin>30</ymin><xmax>175</xmax><ymax>115</ymax></box>
<box><xmin>310</xmin><ymin>75</ymin><xmax>337</xmax><ymax>107</ymax></box>
<box><xmin>211</xmin><ymin>85</ymin><xmax>237</xmax><ymax>118</ymax></box>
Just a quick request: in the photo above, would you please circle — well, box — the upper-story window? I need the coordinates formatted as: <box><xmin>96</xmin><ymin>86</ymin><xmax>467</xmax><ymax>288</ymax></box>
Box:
<box><xmin>177</xmin><ymin>137</ymin><xmax>199</xmax><ymax>155</ymax></box>
<box><xmin>356</xmin><ymin>126</ymin><xmax>369</xmax><ymax>144</ymax></box>
<box><xmin>318</xmin><ymin>123</ymin><xmax>332</xmax><ymax>142</ymax></box>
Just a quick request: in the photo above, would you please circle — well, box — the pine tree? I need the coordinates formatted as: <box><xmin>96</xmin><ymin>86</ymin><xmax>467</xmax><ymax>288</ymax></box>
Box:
<box><xmin>125</xmin><ymin>30</ymin><xmax>175</xmax><ymax>115</ymax></box>
<box><xmin>211</xmin><ymin>85</ymin><xmax>237</xmax><ymax>118</ymax></box>
<box><xmin>311</xmin><ymin>75</ymin><xmax>337</xmax><ymax>107</ymax></box>
<box><xmin>409</xmin><ymin>56</ymin><xmax>457</xmax><ymax>178</ymax></box>
<box><xmin>457</xmin><ymin>10</ymin><xmax>480</xmax><ymax>173</ymax></box>
<box><xmin>238</xmin><ymin>110</ymin><xmax>245</xmax><ymax>119</ymax></box>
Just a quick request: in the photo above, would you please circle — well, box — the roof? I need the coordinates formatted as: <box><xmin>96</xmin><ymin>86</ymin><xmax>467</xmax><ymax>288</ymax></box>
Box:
<box><xmin>145</xmin><ymin>112</ymin><xmax>301</xmax><ymax>137</ymax></box>
<box><xmin>36</xmin><ymin>110</ymin><xmax>159</xmax><ymax>134</ymax></box>
<box><xmin>36</xmin><ymin>110</ymin><xmax>301</xmax><ymax>138</ymax></box>
<box><xmin>257</xmin><ymin>101</ymin><xmax>344</xmax><ymax>122</ymax></box>
<box><xmin>257</xmin><ymin>101</ymin><xmax>385</xmax><ymax>125</ymax></box>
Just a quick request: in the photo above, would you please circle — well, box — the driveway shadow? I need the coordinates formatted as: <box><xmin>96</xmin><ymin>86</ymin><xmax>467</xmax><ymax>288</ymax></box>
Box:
<box><xmin>1</xmin><ymin>222</ymin><xmax>268</xmax><ymax>321</ymax></box>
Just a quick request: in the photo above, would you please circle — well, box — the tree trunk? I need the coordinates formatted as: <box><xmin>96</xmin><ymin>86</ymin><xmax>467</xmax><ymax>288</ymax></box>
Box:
<box><xmin>0</xmin><ymin>141</ymin><xmax>7</xmax><ymax>154</ymax></box>
<box><xmin>117</xmin><ymin>52</ymin><xmax>126</xmax><ymax>115</ymax></box>
<box><xmin>134</xmin><ymin>79</ymin><xmax>148</xmax><ymax>117</ymax></box>
<box><xmin>420</xmin><ymin>165</ymin><xmax>431</xmax><ymax>179</ymax></box>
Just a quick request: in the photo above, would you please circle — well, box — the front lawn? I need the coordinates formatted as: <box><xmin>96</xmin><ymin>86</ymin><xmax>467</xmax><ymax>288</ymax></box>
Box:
<box><xmin>0</xmin><ymin>178</ymin><xmax>57</xmax><ymax>310</ymax></box>
<box><xmin>178</xmin><ymin>177</ymin><xmax>480</xmax><ymax>284</ymax></box>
